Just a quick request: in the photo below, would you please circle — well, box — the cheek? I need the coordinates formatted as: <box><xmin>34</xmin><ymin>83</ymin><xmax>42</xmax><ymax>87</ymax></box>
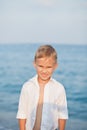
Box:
<box><xmin>50</xmin><ymin>67</ymin><xmax>56</xmax><ymax>73</ymax></box>
<box><xmin>36</xmin><ymin>67</ymin><xmax>42</xmax><ymax>72</ymax></box>
<box><xmin>48</xmin><ymin>68</ymin><xmax>54</xmax><ymax>74</ymax></box>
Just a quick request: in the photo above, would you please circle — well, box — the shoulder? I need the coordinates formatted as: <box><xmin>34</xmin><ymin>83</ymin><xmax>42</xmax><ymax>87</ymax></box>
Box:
<box><xmin>22</xmin><ymin>76</ymin><xmax>36</xmax><ymax>91</ymax></box>
<box><xmin>51</xmin><ymin>78</ymin><xmax>65</xmax><ymax>92</ymax></box>
<box><xmin>51</xmin><ymin>78</ymin><xmax>64</xmax><ymax>88</ymax></box>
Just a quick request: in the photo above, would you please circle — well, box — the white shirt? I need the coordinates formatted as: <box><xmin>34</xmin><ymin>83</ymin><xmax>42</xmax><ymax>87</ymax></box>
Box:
<box><xmin>16</xmin><ymin>75</ymin><xmax>68</xmax><ymax>130</ymax></box>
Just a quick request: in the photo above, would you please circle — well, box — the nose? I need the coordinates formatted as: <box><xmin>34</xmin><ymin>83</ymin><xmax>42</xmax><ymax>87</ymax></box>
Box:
<box><xmin>42</xmin><ymin>68</ymin><xmax>47</xmax><ymax>73</ymax></box>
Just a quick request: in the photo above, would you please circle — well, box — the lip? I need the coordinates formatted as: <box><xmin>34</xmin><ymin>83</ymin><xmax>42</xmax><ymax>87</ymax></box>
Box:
<box><xmin>40</xmin><ymin>73</ymin><xmax>49</xmax><ymax>78</ymax></box>
<box><xmin>41</xmin><ymin>74</ymin><xmax>47</xmax><ymax>77</ymax></box>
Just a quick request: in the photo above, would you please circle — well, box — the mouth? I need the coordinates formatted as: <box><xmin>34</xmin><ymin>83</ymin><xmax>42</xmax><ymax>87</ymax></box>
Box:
<box><xmin>40</xmin><ymin>73</ymin><xmax>49</xmax><ymax>78</ymax></box>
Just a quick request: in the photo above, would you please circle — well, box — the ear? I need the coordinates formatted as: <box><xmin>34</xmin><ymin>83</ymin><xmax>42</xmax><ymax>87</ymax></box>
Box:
<box><xmin>33</xmin><ymin>61</ymin><xmax>36</xmax><ymax>68</ymax></box>
<box><xmin>54</xmin><ymin>63</ymin><xmax>58</xmax><ymax>70</ymax></box>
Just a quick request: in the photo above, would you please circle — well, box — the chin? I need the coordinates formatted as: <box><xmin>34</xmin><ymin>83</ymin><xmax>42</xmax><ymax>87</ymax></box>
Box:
<box><xmin>40</xmin><ymin>76</ymin><xmax>50</xmax><ymax>81</ymax></box>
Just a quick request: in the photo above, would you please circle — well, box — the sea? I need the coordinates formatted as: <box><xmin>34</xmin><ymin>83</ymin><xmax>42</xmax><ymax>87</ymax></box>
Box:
<box><xmin>0</xmin><ymin>43</ymin><xmax>87</xmax><ymax>130</ymax></box>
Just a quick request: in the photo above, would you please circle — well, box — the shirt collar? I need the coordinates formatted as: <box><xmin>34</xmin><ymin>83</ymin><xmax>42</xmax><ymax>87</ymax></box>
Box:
<box><xmin>34</xmin><ymin>75</ymin><xmax>53</xmax><ymax>87</ymax></box>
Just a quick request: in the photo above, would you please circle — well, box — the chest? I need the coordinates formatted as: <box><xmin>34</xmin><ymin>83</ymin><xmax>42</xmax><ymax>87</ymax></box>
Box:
<box><xmin>28</xmin><ymin>86</ymin><xmax>59</xmax><ymax>130</ymax></box>
<box><xmin>29</xmin><ymin>85</ymin><xmax>59</xmax><ymax>110</ymax></box>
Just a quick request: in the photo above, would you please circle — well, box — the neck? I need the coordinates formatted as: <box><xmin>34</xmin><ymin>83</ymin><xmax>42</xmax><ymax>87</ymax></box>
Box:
<box><xmin>37</xmin><ymin>77</ymin><xmax>50</xmax><ymax>87</ymax></box>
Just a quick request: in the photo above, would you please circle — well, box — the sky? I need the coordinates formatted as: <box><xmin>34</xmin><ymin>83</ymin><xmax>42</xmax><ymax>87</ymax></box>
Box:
<box><xmin>0</xmin><ymin>0</ymin><xmax>87</xmax><ymax>44</ymax></box>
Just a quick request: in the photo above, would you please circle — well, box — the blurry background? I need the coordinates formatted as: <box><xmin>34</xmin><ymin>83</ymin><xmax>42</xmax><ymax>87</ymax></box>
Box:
<box><xmin>0</xmin><ymin>0</ymin><xmax>87</xmax><ymax>130</ymax></box>
<box><xmin>0</xmin><ymin>0</ymin><xmax>87</xmax><ymax>44</ymax></box>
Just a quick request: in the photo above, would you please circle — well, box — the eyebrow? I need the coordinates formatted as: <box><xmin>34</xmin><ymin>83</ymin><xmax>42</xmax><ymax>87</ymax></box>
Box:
<box><xmin>37</xmin><ymin>64</ymin><xmax>53</xmax><ymax>68</ymax></box>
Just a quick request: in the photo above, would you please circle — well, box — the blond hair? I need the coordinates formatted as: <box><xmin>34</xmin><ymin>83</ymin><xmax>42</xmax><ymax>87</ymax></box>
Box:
<box><xmin>34</xmin><ymin>45</ymin><xmax>57</xmax><ymax>63</ymax></box>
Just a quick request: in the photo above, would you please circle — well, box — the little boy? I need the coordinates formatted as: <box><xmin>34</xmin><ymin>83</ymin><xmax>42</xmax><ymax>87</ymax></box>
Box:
<box><xmin>16</xmin><ymin>45</ymin><xmax>68</xmax><ymax>130</ymax></box>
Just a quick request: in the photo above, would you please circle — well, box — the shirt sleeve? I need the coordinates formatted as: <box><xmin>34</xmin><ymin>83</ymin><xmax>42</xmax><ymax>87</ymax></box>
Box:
<box><xmin>57</xmin><ymin>86</ymin><xmax>68</xmax><ymax>119</ymax></box>
<box><xmin>16</xmin><ymin>83</ymin><xmax>29</xmax><ymax>119</ymax></box>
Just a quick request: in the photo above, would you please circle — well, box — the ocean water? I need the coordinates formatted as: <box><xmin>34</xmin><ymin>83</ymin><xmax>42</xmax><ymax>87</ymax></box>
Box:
<box><xmin>0</xmin><ymin>43</ymin><xmax>87</xmax><ymax>130</ymax></box>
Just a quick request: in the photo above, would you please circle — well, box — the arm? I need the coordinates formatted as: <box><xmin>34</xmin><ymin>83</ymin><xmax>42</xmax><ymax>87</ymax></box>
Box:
<box><xmin>57</xmin><ymin>86</ymin><xmax>68</xmax><ymax>130</ymax></box>
<box><xmin>58</xmin><ymin>119</ymin><xmax>66</xmax><ymax>130</ymax></box>
<box><xmin>18</xmin><ymin>119</ymin><xmax>26</xmax><ymax>130</ymax></box>
<box><xmin>17</xmin><ymin>84</ymin><xmax>28</xmax><ymax>130</ymax></box>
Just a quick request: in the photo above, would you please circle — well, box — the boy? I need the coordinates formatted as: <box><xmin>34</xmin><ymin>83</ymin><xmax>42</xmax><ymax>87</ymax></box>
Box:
<box><xmin>16</xmin><ymin>45</ymin><xmax>68</xmax><ymax>130</ymax></box>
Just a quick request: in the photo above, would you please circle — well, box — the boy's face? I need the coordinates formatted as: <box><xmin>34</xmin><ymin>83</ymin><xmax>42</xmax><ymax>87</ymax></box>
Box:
<box><xmin>34</xmin><ymin>57</ymin><xmax>58</xmax><ymax>83</ymax></box>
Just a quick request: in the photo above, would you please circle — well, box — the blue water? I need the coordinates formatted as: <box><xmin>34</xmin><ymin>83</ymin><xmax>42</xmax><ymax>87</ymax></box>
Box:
<box><xmin>0</xmin><ymin>43</ymin><xmax>87</xmax><ymax>130</ymax></box>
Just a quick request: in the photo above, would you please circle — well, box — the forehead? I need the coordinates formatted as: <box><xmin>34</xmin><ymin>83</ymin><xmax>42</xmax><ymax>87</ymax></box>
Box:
<box><xmin>35</xmin><ymin>57</ymin><xmax>56</xmax><ymax>65</ymax></box>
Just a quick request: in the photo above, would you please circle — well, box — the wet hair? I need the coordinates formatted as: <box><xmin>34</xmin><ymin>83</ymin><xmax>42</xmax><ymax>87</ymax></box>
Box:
<box><xmin>34</xmin><ymin>45</ymin><xmax>57</xmax><ymax>63</ymax></box>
